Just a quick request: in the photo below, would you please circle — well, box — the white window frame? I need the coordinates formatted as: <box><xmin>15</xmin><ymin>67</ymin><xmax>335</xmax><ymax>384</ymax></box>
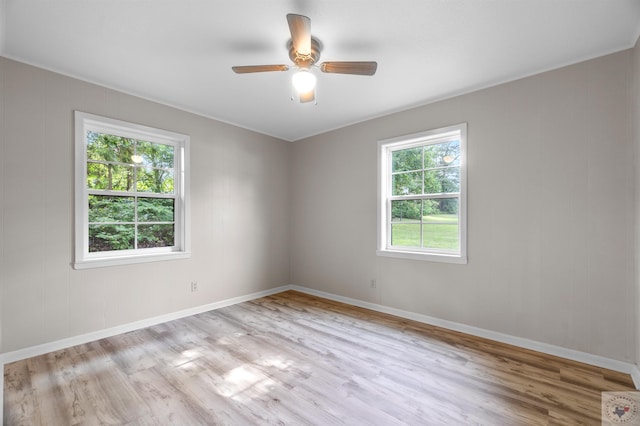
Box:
<box><xmin>377</xmin><ymin>123</ymin><xmax>467</xmax><ymax>264</ymax></box>
<box><xmin>74</xmin><ymin>111</ymin><xmax>191</xmax><ymax>269</ymax></box>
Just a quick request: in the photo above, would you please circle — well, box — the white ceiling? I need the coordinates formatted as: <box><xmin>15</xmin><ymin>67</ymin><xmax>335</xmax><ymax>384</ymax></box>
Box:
<box><xmin>2</xmin><ymin>1</ymin><xmax>640</xmax><ymax>141</ymax></box>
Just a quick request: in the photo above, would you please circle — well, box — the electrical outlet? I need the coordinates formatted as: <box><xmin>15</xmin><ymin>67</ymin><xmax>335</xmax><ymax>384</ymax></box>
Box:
<box><xmin>371</xmin><ymin>279</ymin><xmax>376</xmax><ymax>288</ymax></box>
<box><xmin>191</xmin><ymin>281</ymin><xmax>198</xmax><ymax>292</ymax></box>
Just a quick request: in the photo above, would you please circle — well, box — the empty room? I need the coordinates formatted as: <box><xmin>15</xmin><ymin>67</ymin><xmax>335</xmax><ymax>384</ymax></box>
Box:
<box><xmin>2</xmin><ymin>1</ymin><xmax>640</xmax><ymax>424</ymax></box>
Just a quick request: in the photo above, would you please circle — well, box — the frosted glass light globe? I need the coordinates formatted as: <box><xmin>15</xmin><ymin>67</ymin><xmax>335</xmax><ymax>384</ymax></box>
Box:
<box><xmin>292</xmin><ymin>69</ymin><xmax>316</xmax><ymax>93</ymax></box>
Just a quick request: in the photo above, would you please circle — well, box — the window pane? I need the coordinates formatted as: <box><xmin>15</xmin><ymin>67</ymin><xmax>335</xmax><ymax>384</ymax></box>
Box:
<box><xmin>423</xmin><ymin>197</ymin><xmax>459</xmax><ymax>217</ymax></box>
<box><xmin>422</xmin><ymin>198</ymin><xmax>459</xmax><ymax>250</ymax></box>
<box><xmin>138</xmin><ymin>198</ymin><xmax>175</xmax><ymax>222</ymax></box>
<box><xmin>138</xmin><ymin>224</ymin><xmax>175</xmax><ymax>248</ymax></box>
<box><xmin>136</xmin><ymin>167</ymin><xmax>174</xmax><ymax>193</ymax></box>
<box><xmin>392</xmin><ymin>171</ymin><xmax>422</xmax><ymax>195</ymax></box>
<box><xmin>87</xmin><ymin>163</ymin><xmax>134</xmax><ymax>191</ymax></box>
<box><xmin>440</xmin><ymin>167</ymin><xmax>460</xmax><ymax>193</ymax></box>
<box><xmin>87</xmin><ymin>132</ymin><xmax>134</xmax><ymax>163</ymax></box>
<box><xmin>88</xmin><ymin>195</ymin><xmax>134</xmax><ymax>222</ymax></box>
<box><xmin>424</xmin><ymin>168</ymin><xmax>460</xmax><ymax>194</ymax></box>
<box><xmin>424</xmin><ymin>140</ymin><xmax>460</xmax><ymax>168</ymax></box>
<box><xmin>391</xmin><ymin>200</ymin><xmax>422</xmax><ymax>222</ymax></box>
<box><xmin>89</xmin><ymin>224</ymin><xmax>135</xmax><ymax>252</ymax></box>
<box><xmin>391</xmin><ymin>223</ymin><xmax>421</xmax><ymax>247</ymax></box>
<box><xmin>423</xmin><ymin>224</ymin><xmax>459</xmax><ymax>250</ymax></box>
<box><xmin>392</xmin><ymin>147</ymin><xmax>422</xmax><ymax>172</ymax></box>
<box><xmin>137</xmin><ymin>140</ymin><xmax>174</xmax><ymax>169</ymax></box>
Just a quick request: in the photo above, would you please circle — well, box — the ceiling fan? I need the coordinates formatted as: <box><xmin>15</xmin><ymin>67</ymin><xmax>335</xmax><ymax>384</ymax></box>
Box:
<box><xmin>232</xmin><ymin>14</ymin><xmax>378</xmax><ymax>103</ymax></box>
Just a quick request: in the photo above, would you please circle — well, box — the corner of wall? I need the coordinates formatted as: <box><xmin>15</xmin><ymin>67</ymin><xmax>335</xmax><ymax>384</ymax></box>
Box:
<box><xmin>0</xmin><ymin>54</ymin><xmax>5</xmax><ymax>356</ymax></box>
<box><xmin>633</xmin><ymin>34</ymin><xmax>640</xmax><ymax>375</ymax></box>
<box><xmin>0</xmin><ymin>54</ymin><xmax>6</xmax><ymax>426</ymax></box>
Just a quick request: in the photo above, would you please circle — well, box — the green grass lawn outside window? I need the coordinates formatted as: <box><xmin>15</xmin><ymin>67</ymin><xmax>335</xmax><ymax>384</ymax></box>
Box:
<box><xmin>391</xmin><ymin>214</ymin><xmax>459</xmax><ymax>250</ymax></box>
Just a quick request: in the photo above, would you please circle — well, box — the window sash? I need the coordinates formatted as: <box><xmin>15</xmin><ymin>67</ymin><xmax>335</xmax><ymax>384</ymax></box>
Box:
<box><xmin>386</xmin><ymin>196</ymin><xmax>461</xmax><ymax>253</ymax></box>
<box><xmin>389</xmin><ymin>192</ymin><xmax>461</xmax><ymax>201</ymax></box>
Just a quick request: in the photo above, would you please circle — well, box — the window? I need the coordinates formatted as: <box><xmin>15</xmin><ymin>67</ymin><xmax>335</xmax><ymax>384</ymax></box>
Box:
<box><xmin>74</xmin><ymin>111</ymin><xmax>190</xmax><ymax>269</ymax></box>
<box><xmin>377</xmin><ymin>123</ymin><xmax>467</xmax><ymax>263</ymax></box>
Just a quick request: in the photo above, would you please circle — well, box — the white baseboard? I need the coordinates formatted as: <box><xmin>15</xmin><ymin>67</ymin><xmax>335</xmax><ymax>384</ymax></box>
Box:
<box><xmin>631</xmin><ymin>365</ymin><xmax>640</xmax><ymax>389</ymax></box>
<box><xmin>289</xmin><ymin>285</ymin><xmax>640</xmax><ymax>388</ymax></box>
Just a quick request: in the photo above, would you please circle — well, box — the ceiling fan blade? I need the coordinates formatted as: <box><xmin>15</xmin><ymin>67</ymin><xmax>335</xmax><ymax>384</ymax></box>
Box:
<box><xmin>299</xmin><ymin>90</ymin><xmax>315</xmax><ymax>103</ymax></box>
<box><xmin>287</xmin><ymin>14</ymin><xmax>311</xmax><ymax>55</ymax></box>
<box><xmin>320</xmin><ymin>61</ymin><xmax>378</xmax><ymax>76</ymax></box>
<box><xmin>232</xmin><ymin>65</ymin><xmax>289</xmax><ymax>73</ymax></box>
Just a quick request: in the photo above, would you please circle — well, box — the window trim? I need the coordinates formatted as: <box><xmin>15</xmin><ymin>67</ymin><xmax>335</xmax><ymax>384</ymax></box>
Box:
<box><xmin>377</xmin><ymin>123</ymin><xmax>467</xmax><ymax>264</ymax></box>
<box><xmin>74</xmin><ymin>111</ymin><xmax>191</xmax><ymax>269</ymax></box>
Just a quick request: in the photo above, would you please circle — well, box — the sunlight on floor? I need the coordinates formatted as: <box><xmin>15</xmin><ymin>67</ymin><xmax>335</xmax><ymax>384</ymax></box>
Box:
<box><xmin>210</xmin><ymin>354</ymin><xmax>298</xmax><ymax>402</ymax></box>
<box><xmin>216</xmin><ymin>364</ymin><xmax>278</xmax><ymax>400</ymax></box>
<box><xmin>174</xmin><ymin>348</ymin><xmax>203</xmax><ymax>368</ymax></box>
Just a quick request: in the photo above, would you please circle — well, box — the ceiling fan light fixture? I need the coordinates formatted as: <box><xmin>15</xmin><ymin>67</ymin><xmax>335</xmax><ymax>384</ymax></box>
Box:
<box><xmin>231</xmin><ymin>14</ymin><xmax>377</xmax><ymax>103</ymax></box>
<box><xmin>292</xmin><ymin>69</ymin><xmax>316</xmax><ymax>93</ymax></box>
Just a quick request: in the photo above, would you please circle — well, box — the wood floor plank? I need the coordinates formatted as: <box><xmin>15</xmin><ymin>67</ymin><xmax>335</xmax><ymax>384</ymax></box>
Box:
<box><xmin>4</xmin><ymin>359</ymin><xmax>38</xmax><ymax>425</ymax></box>
<box><xmin>4</xmin><ymin>290</ymin><xmax>637</xmax><ymax>425</ymax></box>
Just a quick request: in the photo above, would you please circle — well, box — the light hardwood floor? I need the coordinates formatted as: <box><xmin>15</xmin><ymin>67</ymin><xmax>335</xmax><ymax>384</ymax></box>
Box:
<box><xmin>4</xmin><ymin>290</ymin><xmax>637</xmax><ymax>425</ymax></box>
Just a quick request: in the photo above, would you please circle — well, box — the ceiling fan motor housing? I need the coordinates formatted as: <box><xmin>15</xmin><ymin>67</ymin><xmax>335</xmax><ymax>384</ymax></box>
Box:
<box><xmin>288</xmin><ymin>37</ymin><xmax>321</xmax><ymax>68</ymax></box>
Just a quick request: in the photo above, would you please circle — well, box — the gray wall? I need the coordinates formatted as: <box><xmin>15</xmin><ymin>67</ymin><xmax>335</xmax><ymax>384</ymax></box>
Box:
<box><xmin>634</xmin><ymin>38</ymin><xmax>640</xmax><ymax>371</ymax></box>
<box><xmin>291</xmin><ymin>50</ymin><xmax>635</xmax><ymax>363</ymax></box>
<box><xmin>0</xmin><ymin>57</ymin><xmax>292</xmax><ymax>353</ymax></box>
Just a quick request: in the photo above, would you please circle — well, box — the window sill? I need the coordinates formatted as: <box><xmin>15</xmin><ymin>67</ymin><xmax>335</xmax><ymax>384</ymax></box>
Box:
<box><xmin>73</xmin><ymin>251</ymin><xmax>191</xmax><ymax>269</ymax></box>
<box><xmin>376</xmin><ymin>249</ymin><xmax>467</xmax><ymax>264</ymax></box>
